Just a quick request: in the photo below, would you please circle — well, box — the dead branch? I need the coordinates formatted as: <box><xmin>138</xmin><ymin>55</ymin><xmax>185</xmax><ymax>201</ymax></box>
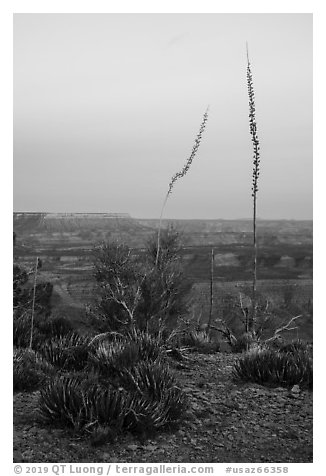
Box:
<box><xmin>238</xmin><ymin>292</ymin><xmax>248</xmax><ymax>321</ymax></box>
<box><xmin>264</xmin><ymin>314</ymin><xmax>302</xmax><ymax>343</ymax></box>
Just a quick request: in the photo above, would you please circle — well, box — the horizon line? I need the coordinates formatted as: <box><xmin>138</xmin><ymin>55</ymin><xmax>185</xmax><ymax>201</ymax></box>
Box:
<box><xmin>13</xmin><ymin>211</ymin><xmax>313</xmax><ymax>221</ymax></box>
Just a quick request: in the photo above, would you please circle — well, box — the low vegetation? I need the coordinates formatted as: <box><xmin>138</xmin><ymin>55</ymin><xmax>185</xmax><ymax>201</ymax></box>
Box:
<box><xmin>37</xmin><ymin>331</ymin><xmax>187</xmax><ymax>443</ymax></box>
<box><xmin>232</xmin><ymin>342</ymin><xmax>312</xmax><ymax>389</ymax></box>
<box><xmin>179</xmin><ymin>330</ymin><xmax>220</xmax><ymax>354</ymax></box>
<box><xmin>13</xmin><ymin>347</ymin><xmax>55</xmax><ymax>392</ymax></box>
<box><xmin>38</xmin><ymin>332</ymin><xmax>91</xmax><ymax>371</ymax></box>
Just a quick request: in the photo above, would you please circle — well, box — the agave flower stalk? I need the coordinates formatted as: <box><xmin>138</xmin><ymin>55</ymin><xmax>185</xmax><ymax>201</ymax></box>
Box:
<box><xmin>207</xmin><ymin>247</ymin><xmax>214</xmax><ymax>335</ymax></box>
<box><xmin>246</xmin><ymin>43</ymin><xmax>261</xmax><ymax>333</ymax></box>
<box><xmin>155</xmin><ymin>107</ymin><xmax>209</xmax><ymax>266</ymax></box>
<box><xmin>29</xmin><ymin>256</ymin><xmax>39</xmax><ymax>349</ymax></box>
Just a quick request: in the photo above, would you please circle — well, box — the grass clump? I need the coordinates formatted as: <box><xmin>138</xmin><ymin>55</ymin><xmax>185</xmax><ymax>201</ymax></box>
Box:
<box><xmin>229</xmin><ymin>332</ymin><xmax>257</xmax><ymax>353</ymax></box>
<box><xmin>36</xmin><ymin>314</ymin><xmax>75</xmax><ymax>340</ymax></box>
<box><xmin>267</xmin><ymin>339</ymin><xmax>312</xmax><ymax>356</ymax></box>
<box><xmin>13</xmin><ymin>312</ymin><xmax>32</xmax><ymax>349</ymax></box>
<box><xmin>13</xmin><ymin>311</ymin><xmax>75</xmax><ymax>351</ymax></box>
<box><xmin>232</xmin><ymin>346</ymin><xmax>312</xmax><ymax>389</ymax></box>
<box><xmin>181</xmin><ymin>330</ymin><xmax>220</xmax><ymax>354</ymax></box>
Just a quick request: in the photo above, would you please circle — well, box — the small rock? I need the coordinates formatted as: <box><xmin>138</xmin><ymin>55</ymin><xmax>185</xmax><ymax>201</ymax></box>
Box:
<box><xmin>183</xmin><ymin>387</ymin><xmax>194</xmax><ymax>393</ymax></box>
<box><xmin>143</xmin><ymin>444</ymin><xmax>157</xmax><ymax>452</ymax></box>
<box><xmin>159</xmin><ymin>443</ymin><xmax>171</xmax><ymax>449</ymax></box>
<box><xmin>291</xmin><ymin>385</ymin><xmax>301</xmax><ymax>393</ymax></box>
<box><xmin>102</xmin><ymin>455</ymin><xmax>120</xmax><ymax>463</ymax></box>
<box><xmin>126</xmin><ymin>444</ymin><xmax>139</xmax><ymax>451</ymax></box>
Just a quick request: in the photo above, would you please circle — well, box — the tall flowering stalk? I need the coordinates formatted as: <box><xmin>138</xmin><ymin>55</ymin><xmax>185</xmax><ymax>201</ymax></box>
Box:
<box><xmin>246</xmin><ymin>43</ymin><xmax>261</xmax><ymax>333</ymax></box>
<box><xmin>29</xmin><ymin>256</ymin><xmax>39</xmax><ymax>349</ymax></box>
<box><xmin>155</xmin><ymin>107</ymin><xmax>209</xmax><ymax>266</ymax></box>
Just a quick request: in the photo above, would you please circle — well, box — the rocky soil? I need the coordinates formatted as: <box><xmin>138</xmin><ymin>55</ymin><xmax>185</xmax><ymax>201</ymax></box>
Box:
<box><xmin>13</xmin><ymin>353</ymin><xmax>313</xmax><ymax>463</ymax></box>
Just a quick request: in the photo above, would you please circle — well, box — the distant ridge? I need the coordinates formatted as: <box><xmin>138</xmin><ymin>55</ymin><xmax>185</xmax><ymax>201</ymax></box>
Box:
<box><xmin>13</xmin><ymin>212</ymin><xmax>312</xmax><ymax>222</ymax></box>
<box><xmin>13</xmin><ymin>212</ymin><xmax>313</xmax><ymax>249</ymax></box>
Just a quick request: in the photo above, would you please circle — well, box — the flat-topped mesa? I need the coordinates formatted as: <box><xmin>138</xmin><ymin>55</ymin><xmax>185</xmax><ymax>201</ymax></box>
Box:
<box><xmin>13</xmin><ymin>212</ymin><xmax>134</xmax><ymax>235</ymax></box>
<box><xmin>14</xmin><ymin>212</ymin><xmax>131</xmax><ymax>219</ymax></box>
<box><xmin>47</xmin><ymin>212</ymin><xmax>130</xmax><ymax>218</ymax></box>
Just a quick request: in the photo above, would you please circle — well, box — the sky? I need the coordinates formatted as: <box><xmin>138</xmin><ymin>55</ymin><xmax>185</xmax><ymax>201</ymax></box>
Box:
<box><xmin>13</xmin><ymin>13</ymin><xmax>313</xmax><ymax>220</ymax></box>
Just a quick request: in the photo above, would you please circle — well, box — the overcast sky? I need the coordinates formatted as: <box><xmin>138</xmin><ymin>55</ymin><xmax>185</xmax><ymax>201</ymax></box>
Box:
<box><xmin>13</xmin><ymin>13</ymin><xmax>312</xmax><ymax>219</ymax></box>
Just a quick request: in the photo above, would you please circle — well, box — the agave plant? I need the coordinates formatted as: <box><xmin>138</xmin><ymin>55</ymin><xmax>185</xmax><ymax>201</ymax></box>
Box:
<box><xmin>39</xmin><ymin>332</ymin><xmax>91</xmax><ymax>371</ymax></box>
<box><xmin>127</xmin><ymin>330</ymin><xmax>164</xmax><ymax>362</ymax></box>
<box><xmin>13</xmin><ymin>347</ymin><xmax>54</xmax><ymax>392</ymax></box>
<box><xmin>38</xmin><ymin>337</ymin><xmax>187</xmax><ymax>440</ymax></box>
<box><xmin>39</xmin><ymin>365</ymin><xmax>187</xmax><ymax>437</ymax></box>
<box><xmin>121</xmin><ymin>360</ymin><xmax>177</xmax><ymax>399</ymax></box>
<box><xmin>124</xmin><ymin>382</ymin><xmax>187</xmax><ymax>432</ymax></box>
<box><xmin>88</xmin><ymin>339</ymin><xmax>138</xmax><ymax>377</ymax></box>
<box><xmin>39</xmin><ymin>375</ymin><xmax>87</xmax><ymax>428</ymax></box>
<box><xmin>88</xmin><ymin>332</ymin><xmax>164</xmax><ymax>378</ymax></box>
<box><xmin>39</xmin><ymin>374</ymin><xmax>128</xmax><ymax>430</ymax></box>
<box><xmin>121</xmin><ymin>360</ymin><xmax>187</xmax><ymax>430</ymax></box>
<box><xmin>125</xmin><ymin>394</ymin><xmax>170</xmax><ymax>431</ymax></box>
<box><xmin>84</xmin><ymin>384</ymin><xmax>129</xmax><ymax>430</ymax></box>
